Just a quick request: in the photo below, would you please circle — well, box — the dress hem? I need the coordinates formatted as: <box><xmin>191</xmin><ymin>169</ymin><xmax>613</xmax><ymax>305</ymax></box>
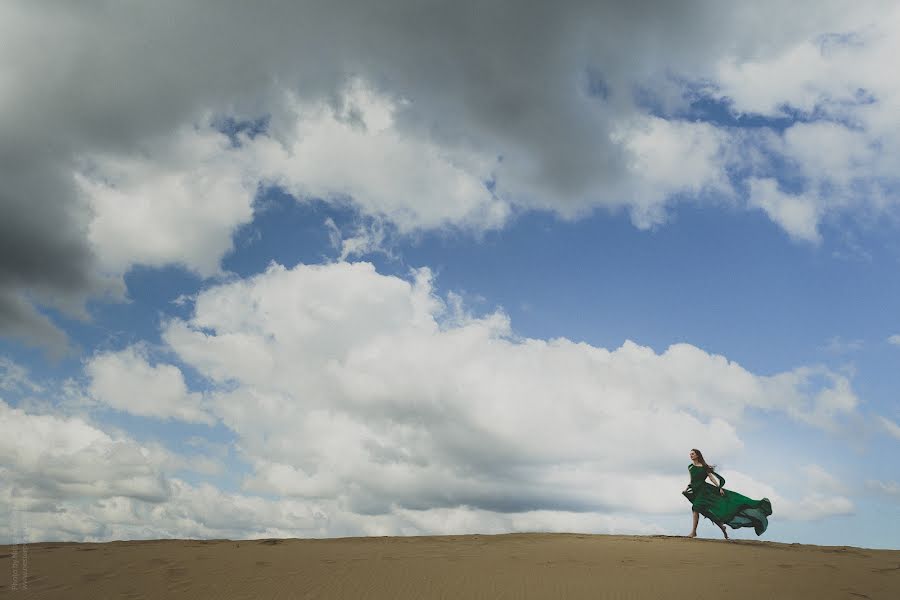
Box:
<box><xmin>683</xmin><ymin>490</ymin><xmax>772</xmax><ymax>536</ymax></box>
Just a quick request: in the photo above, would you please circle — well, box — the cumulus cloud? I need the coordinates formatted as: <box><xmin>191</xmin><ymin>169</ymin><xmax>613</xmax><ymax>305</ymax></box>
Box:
<box><xmin>0</xmin><ymin>400</ymin><xmax>173</xmax><ymax>510</ymax></box>
<box><xmin>252</xmin><ymin>83</ymin><xmax>509</xmax><ymax>233</ymax></box>
<box><xmin>0</xmin><ymin>391</ymin><xmax>840</xmax><ymax>544</ymax></box>
<box><xmin>78</xmin><ymin>126</ymin><xmax>258</xmax><ymax>278</ymax></box>
<box><xmin>3</xmin><ymin>0</ymin><xmax>899</xmax><ymax>348</ymax></box>
<box><xmin>0</xmin><ymin>399</ymin><xmax>246</xmax><ymax>542</ymax></box>
<box><xmin>157</xmin><ymin>261</ymin><xmax>859</xmax><ymax>518</ymax></box>
<box><xmin>85</xmin><ymin>346</ymin><xmax>214</xmax><ymax>425</ymax></box>
<box><xmin>608</xmin><ymin>116</ymin><xmax>732</xmax><ymax>228</ymax></box>
<box><xmin>0</xmin><ymin>259</ymin><xmax>871</xmax><ymax>541</ymax></box>
<box><xmin>715</xmin><ymin>6</ymin><xmax>900</xmax><ymax>239</ymax></box>
<box><xmin>716</xmin><ymin>466</ymin><xmax>853</xmax><ymax>522</ymax></box>
<box><xmin>747</xmin><ymin>178</ymin><xmax>823</xmax><ymax>243</ymax></box>
<box><xmin>4</xmin><ymin>475</ymin><xmax>669</xmax><ymax>544</ymax></box>
<box><xmin>0</xmin><ymin>395</ymin><xmax>671</xmax><ymax>543</ymax></box>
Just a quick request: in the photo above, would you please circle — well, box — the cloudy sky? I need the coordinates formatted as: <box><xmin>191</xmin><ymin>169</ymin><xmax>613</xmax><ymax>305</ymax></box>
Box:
<box><xmin>1</xmin><ymin>1</ymin><xmax>899</xmax><ymax>549</ymax></box>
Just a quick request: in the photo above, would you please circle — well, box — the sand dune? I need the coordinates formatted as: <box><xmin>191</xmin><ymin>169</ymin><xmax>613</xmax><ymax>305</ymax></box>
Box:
<box><xmin>2</xmin><ymin>533</ymin><xmax>898</xmax><ymax>599</ymax></box>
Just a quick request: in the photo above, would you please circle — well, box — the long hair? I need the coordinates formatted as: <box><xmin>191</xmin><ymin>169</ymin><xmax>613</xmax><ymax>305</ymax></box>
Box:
<box><xmin>691</xmin><ymin>448</ymin><xmax>717</xmax><ymax>474</ymax></box>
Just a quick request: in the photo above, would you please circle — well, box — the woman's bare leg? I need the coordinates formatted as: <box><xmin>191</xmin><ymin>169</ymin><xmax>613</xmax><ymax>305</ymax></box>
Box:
<box><xmin>716</xmin><ymin>521</ymin><xmax>730</xmax><ymax>540</ymax></box>
<box><xmin>688</xmin><ymin>511</ymin><xmax>699</xmax><ymax>537</ymax></box>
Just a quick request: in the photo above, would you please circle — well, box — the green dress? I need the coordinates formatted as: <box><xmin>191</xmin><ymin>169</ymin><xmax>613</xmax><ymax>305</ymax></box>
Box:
<box><xmin>683</xmin><ymin>464</ymin><xmax>773</xmax><ymax>536</ymax></box>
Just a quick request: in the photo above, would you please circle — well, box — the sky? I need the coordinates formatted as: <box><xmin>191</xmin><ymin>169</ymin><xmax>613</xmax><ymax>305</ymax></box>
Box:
<box><xmin>1</xmin><ymin>1</ymin><xmax>899</xmax><ymax>549</ymax></box>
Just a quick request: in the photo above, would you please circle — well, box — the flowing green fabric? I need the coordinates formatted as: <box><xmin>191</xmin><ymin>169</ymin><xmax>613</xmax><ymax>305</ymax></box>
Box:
<box><xmin>682</xmin><ymin>464</ymin><xmax>772</xmax><ymax>536</ymax></box>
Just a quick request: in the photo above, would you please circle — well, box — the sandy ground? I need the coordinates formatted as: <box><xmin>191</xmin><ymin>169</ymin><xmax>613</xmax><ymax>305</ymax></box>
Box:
<box><xmin>1</xmin><ymin>533</ymin><xmax>898</xmax><ymax>599</ymax></box>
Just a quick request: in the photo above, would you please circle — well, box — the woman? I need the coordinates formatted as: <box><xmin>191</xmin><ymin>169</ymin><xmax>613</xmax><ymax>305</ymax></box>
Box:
<box><xmin>683</xmin><ymin>448</ymin><xmax>772</xmax><ymax>539</ymax></box>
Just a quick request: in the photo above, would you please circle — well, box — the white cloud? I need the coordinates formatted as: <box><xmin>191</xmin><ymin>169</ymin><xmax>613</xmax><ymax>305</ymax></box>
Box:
<box><xmin>888</xmin><ymin>334</ymin><xmax>900</xmax><ymax>346</ymax></box>
<box><xmin>4</xmin><ymin>1</ymin><xmax>900</xmax><ymax>352</ymax></box>
<box><xmin>782</xmin><ymin>122</ymin><xmax>878</xmax><ymax>186</ymax></box>
<box><xmin>78</xmin><ymin>126</ymin><xmax>257</xmax><ymax>278</ymax></box>
<box><xmin>157</xmin><ymin>260</ymin><xmax>859</xmax><ymax>518</ymax></box>
<box><xmin>86</xmin><ymin>346</ymin><xmax>214</xmax><ymax>425</ymax></box>
<box><xmin>609</xmin><ymin>116</ymin><xmax>732</xmax><ymax>228</ymax></box>
<box><xmin>747</xmin><ymin>178</ymin><xmax>823</xmax><ymax>243</ymax></box>
<box><xmin>776</xmin><ymin>494</ymin><xmax>855</xmax><ymax>521</ymax></box>
<box><xmin>801</xmin><ymin>464</ymin><xmax>847</xmax><ymax>495</ymax></box>
<box><xmin>4</xmin><ymin>2</ymin><xmax>895</xmax><ymax>540</ymax></box>
<box><xmin>696</xmin><ymin>467</ymin><xmax>853</xmax><ymax>522</ymax></box>
<box><xmin>877</xmin><ymin>416</ymin><xmax>900</xmax><ymax>440</ymax></box>
<box><xmin>2</xmin><ymin>395</ymin><xmax>673</xmax><ymax>543</ymax></box>
<box><xmin>0</xmin><ymin>263</ymin><xmax>869</xmax><ymax>541</ymax></box>
<box><xmin>712</xmin><ymin>6</ymin><xmax>900</xmax><ymax>240</ymax></box>
<box><xmin>0</xmin><ymin>400</ymin><xmax>172</xmax><ymax>508</ymax></box>
<box><xmin>325</xmin><ymin>216</ymin><xmax>396</xmax><ymax>262</ymax></box>
<box><xmin>0</xmin><ymin>357</ymin><xmax>42</xmax><ymax>394</ymax></box>
<box><xmin>0</xmin><ymin>400</ymin><xmax>247</xmax><ymax>542</ymax></box>
<box><xmin>714</xmin><ymin>9</ymin><xmax>900</xmax><ymax>120</ymax></box>
<box><xmin>252</xmin><ymin>83</ymin><xmax>510</xmax><ymax>234</ymax></box>
<box><xmin>720</xmin><ymin>466</ymin><xmax>853</xmax><ymax>522</ymax></box>
<box><xmin>822</xmin><ymin>336</ymin><xmax>863</xmax><ymax>354</ymax></box>
<box><xmin>3</xmin><ymin>475</ymin><xmax>668</xmax><ymax>544</ymax></box>
<box><xmin>75</xmin><ymin>79</ymin><xmax>508</xmax><ymax>279</ymax></box>
<box><xmin>73</xmin><ymin>81</ymin><xmax>736</xmax><ymax>269</ymax></box>
<box><xmin>715</xmin><ymin>39</ymin><xmax>851</xmax><ymax>118</ymax></box>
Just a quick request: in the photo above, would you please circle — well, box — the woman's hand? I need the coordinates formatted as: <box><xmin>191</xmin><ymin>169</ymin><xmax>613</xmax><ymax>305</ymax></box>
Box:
<box><xmin>719</xmin><ymin>489</ymin><xmax>725</xmax><ymax>496</ymax></box>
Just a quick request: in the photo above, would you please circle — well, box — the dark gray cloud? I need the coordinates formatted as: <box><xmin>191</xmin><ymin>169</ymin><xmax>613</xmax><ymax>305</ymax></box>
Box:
<box><xmin>0</xmin><ymin>292</ymin><xmax>70</xmax><ymax>355</ymax></box>
<box><xmin>0</xmin><ymin>0</ymin><xmax>853</xmax><ymax>349</ymax></box>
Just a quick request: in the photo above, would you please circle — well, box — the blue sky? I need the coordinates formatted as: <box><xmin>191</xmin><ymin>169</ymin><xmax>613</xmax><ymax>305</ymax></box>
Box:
<box><xmin>1</xmin><ymin>0</ymin><xmax>898</xmax><ymax>549</ymax></box>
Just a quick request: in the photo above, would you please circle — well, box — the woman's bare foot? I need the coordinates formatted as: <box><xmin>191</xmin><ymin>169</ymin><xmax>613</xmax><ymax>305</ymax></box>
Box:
<box><xmin>687</xmin><ymin>532</ymin><xmax>697</xmax><ymax>538</ymax></box>
<box><xmin>717</xmin><ymin>524</ymin><xmax>730</xmax><ymax>540</ymax></box>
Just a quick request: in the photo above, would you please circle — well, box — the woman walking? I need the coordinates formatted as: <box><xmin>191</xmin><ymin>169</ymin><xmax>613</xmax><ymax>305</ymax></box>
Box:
<box><xmin>683</xmin><ymin>449</ymin><xmax>772</xmax><ymax>539</ymax></box>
